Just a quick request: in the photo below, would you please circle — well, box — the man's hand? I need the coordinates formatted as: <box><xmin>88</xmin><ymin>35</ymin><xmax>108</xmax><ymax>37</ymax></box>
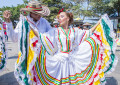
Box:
<box><xmin>3</xmin><ymin>10</ymin><xmax>12</xmax><ymax>23</ymax></box>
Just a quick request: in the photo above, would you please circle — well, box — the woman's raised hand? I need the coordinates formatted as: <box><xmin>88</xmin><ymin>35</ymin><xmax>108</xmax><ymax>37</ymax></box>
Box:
<box><xmin>91</xmin><ymin>18</ymin><xmax>101</xmax><ymax>33</ymax></box>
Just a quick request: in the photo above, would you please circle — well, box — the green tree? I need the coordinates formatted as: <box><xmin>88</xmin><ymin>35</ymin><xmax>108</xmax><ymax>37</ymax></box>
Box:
<box><xmin>65</xmin><ymin>0</ymin><xmax>100</xmax><ymax>21</ymax></box>
<box><xmin>37</xmin><ymin>0</ymin><xmax>71</xmax><ymax>23</ymax></box>
<box><xmin>23</xmin><ymin>0</ymin><xmax>29</xmax><ymax>5</ymax></box>
<box><xmin>0</xmin><ymin>0</ymin><xmax>71</xmax><ymax>25</ymax></box>
<box><xmin>66</xmin><ymin>0</ymin><xmax>120</xmax><ymax>23</ymax></box>
<box><xmin>91</xmin><ymin>0</ymin><xmax>120</xmax><ymax>22</ymax></box>
<box><xmin>0</xmin><ymin>4</ymin><xmax>25</xmax><ymax>27</ymax></box>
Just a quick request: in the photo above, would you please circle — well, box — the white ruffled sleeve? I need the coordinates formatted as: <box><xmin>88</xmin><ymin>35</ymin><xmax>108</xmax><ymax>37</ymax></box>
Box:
<box><xmin>29</xmin><ymin>26</ymin><xmax>57</xmax><ymax>56</ymax></box>
<box><xmin>74</xmin><ymin>27</ymin><xmax>92</xmax><ymax>45</ymax></box>
<box><xmin>38</xmin><ymin>29</ymin><xmax>57</xmax><ymax>55</ymax></box>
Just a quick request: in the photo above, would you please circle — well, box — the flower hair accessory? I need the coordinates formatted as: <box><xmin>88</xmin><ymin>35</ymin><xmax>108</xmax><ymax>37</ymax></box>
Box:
<box><xmin>58</xmin><ymin>8</ymin><xmax>65</xmax><ymax>14</ymax></box>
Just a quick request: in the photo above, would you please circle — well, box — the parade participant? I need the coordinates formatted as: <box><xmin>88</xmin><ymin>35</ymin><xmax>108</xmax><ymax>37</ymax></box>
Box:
<box><xmin>28</xmin><ymin>11</ymin><xmax>117</xmax><ymax>85</ymax></box>
<box><xmin>3</xmin><ymin>0</ymin><xmax>52</xmax><ymax>42</ymax></box>
<box><xmin>3</xmin><ymin>1</ymin><xmax>52</xmax><ymax>84</ymax></box>
<box><xmin>0</xmin><ymin>21</ymin><xmax>7</xmax><ymax>72</ymax></box>
<box><xmin>2</xmin><ymin>22</ymin><xmax>8</xmax><ymax>41</ymax></box>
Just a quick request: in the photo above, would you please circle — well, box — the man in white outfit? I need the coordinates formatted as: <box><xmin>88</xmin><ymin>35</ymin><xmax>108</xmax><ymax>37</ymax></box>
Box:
<box><xmin>3</xmin><ymin>1</ymin><xmax>52</xmax><ymax>84</ymax></box>
<box><xmin>3</xmin><ymin>1</ymin><xmax>52</xmax><ymax>42</ymax></box>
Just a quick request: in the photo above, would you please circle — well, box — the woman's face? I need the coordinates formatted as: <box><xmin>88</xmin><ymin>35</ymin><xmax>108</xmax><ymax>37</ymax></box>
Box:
<box><xmin>58</xmin><ymin>12</ymin><xmax>69</xmax><ymax>26</ymax></box>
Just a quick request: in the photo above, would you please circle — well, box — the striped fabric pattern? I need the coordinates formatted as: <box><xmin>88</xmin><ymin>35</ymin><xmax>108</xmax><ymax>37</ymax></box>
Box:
<box><xmin>0</xmin><ymin>26</ymin><xmax>7</xmax><ymax>72</ymax></box>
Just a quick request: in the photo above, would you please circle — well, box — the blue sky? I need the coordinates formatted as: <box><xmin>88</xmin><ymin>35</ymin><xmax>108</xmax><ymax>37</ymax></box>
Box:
<box><xmin>0</xmin><ymin>0</ymin><xmax>24</xmax><ymax>8</ymax></box>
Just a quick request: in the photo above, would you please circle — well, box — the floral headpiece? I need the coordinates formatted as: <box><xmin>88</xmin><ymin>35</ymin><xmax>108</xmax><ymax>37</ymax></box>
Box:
<box><xmin>58</xmin><ymin>8</ymin><xmax>65</xmax><ymax>14</ymax></box>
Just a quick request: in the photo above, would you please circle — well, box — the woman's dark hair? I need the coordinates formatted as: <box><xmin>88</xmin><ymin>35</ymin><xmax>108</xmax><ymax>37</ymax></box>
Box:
<box><xmin>65</xmin><ymin>12</ymin><xmax>73</xmax><ymax>25</ymax></box>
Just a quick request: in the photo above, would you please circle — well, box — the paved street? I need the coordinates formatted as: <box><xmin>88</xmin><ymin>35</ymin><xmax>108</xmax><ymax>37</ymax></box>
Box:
<box><xmin>105</xmin><ymin>46</ymin><xmax>120</xmax><ymax>85</ymax></box>
<box><xmin>0</xmin><ymin>39</ymin><xmax>120</xmax><ymax>85</ymax></box>
<box><xmin>0</xmin><ymin>40</ymin><xmax>19</xmax><ymax>85</ymax></box>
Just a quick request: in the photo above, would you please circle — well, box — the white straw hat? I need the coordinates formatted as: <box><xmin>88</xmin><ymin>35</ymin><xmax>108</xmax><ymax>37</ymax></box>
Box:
<box><xmin>20</xmin><ymin>1</ymin><xmax>50</xmax><ymax>16</ymax></box>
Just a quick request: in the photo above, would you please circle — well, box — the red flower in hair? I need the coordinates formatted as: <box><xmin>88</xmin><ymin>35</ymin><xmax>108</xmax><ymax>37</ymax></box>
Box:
<box><xmin>58</xmin><ymin>8</ymin><xmax>65</xmax><ymax>14</ymax></box>
<box><xmin>26</xmin><ymin>6</ymin><xmax>29</xmax><ymax>8</ymax></box>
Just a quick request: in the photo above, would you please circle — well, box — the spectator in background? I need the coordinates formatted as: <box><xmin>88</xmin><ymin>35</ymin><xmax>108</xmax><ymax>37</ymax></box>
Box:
<box><xmin>3</xmin><ymin>22</ymin><xmax>8</xmax><ymax>41</ymax></box>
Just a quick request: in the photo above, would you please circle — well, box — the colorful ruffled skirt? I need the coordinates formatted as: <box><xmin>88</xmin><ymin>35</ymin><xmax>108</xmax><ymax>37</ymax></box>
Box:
<box><xmin>0</xmin><ymin>31</ymin><xmax>7</xmax><ymax>72</ymax></box>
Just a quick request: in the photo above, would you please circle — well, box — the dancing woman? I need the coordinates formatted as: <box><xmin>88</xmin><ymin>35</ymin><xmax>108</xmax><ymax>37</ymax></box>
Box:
<box><xmin>0</xmin><ymin>22</ymin><xmax>7</xmax><ymax>72</ymax></box>
<box><xmin>27</xmin><ymin>11</ymin><xmax>117</xmax><ymax>85</ymax></box>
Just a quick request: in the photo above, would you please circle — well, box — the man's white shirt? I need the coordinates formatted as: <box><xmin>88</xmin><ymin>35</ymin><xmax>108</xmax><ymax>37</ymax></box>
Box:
<box><xmin>6</xmin><ymin>14</ymin><xmax>52</xmax><ymax>42</ymax></box>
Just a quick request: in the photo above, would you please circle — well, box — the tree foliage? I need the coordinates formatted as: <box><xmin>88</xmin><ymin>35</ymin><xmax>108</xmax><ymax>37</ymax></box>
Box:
<box><xmin>37</xmin><ymin>0</ymin><xmax>71</xmax><ymax>22</ymax></box>
<box><xmin>64</xmin><ymin>0</ymin><xmax>100</xmax><ymax>20</ymax></box>
<box><xmin>1</xmin><ymin>0</ymin><xmax>119</xmax><ymax>24</ymax></box>
<box><xmin>0</xmin><ymin>4</ymin><xmax>25</xmax><ymax>26</ymax></box>
<box><xmin>0</xmin><ymin>0</ymin><xmax>71</xmax><ymax>24</ymax></box>
<box><xmin>91</xmin><ymin>0</ymin><xmax>120</xmax><ymax>17</ymax></box>
<box><xmin>66</xmin><ymin>0</ymin><xmax>120</xmax><ymax>22</ymax></box>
